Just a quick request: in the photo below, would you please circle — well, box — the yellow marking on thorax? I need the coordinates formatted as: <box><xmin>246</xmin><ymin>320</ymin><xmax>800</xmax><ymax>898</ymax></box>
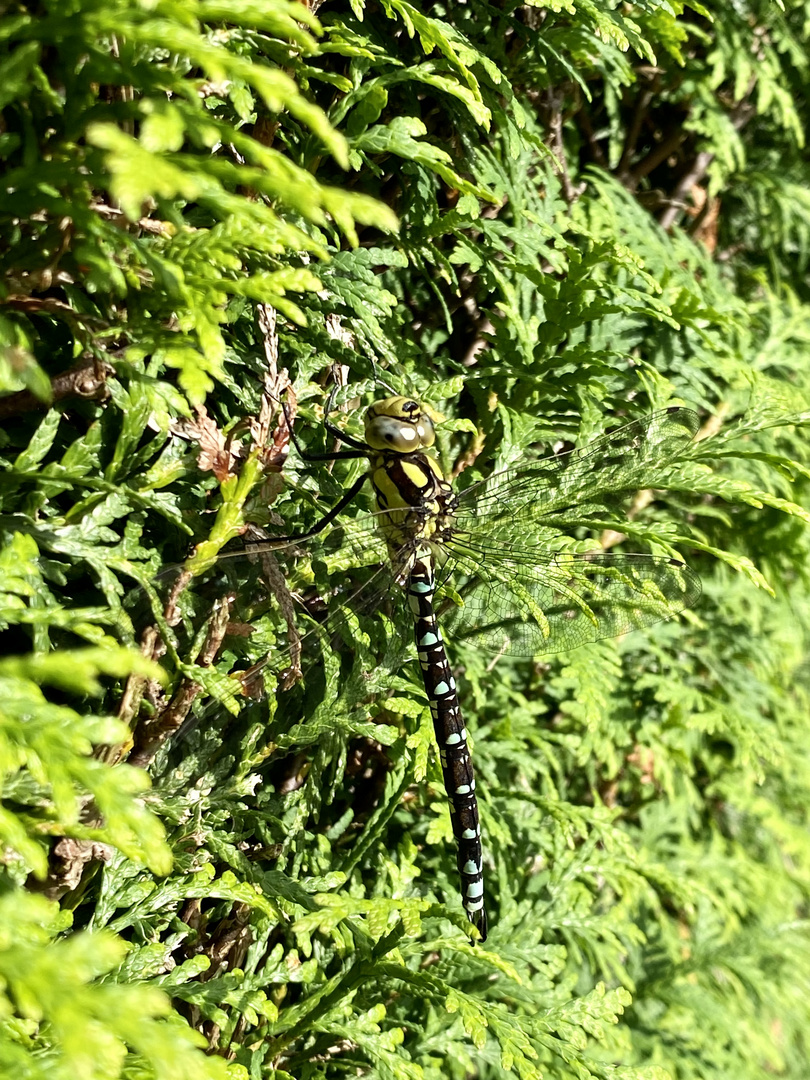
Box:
<box><xmin>371</xmin><ymin>465</ymin><xmax>406</xmax><ymax>510</ymax></box>
<box><xmin>370</xmin><ymin>453</ymin><xmax>448</xmax><ymax>548</ymax></box>
<box><xmin>362</xmin><ymin>397</ymin><xmax>452</xmax><ymax>551</ymax></box>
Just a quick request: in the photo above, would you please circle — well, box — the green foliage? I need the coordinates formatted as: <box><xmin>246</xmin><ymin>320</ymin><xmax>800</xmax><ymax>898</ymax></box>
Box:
<box><xmin>2</xmin><ymin>1</ymin><xmax>810</xmax><ymax>1078</ymax></box>
<box><xmin>0</xmin><ymin>890</ymin><xmax>231</xmax><ymax>1080</ymax></box>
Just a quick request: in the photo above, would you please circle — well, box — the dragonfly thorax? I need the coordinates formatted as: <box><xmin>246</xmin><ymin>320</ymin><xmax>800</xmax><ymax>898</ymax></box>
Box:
<box><xmin>362</xmin><ymin>396</ymin><xmax>455</xmax><ymax>549</ymax></box>
<box><xmin>370</xmin><ymin>451</ymin><xmax>457</xmax><ymax>550</ymax></box>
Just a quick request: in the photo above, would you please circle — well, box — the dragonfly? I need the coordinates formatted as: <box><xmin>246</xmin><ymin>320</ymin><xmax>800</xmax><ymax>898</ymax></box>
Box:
<box><xmin>155</xmin><ymin>394</ymin><xmax>701</xmax><ymax>943</ymax></box>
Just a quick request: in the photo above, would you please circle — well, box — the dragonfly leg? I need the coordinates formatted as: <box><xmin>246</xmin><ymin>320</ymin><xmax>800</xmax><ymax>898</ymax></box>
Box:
<box><xmin>282</xmin><ymin>398</ymin><xmax>367</xmax><ymax>462</ymax></box>
<box><xmin>231</xmin><ymin>472</ymin><xmax>369</xmax><ymax>553</ymax></box>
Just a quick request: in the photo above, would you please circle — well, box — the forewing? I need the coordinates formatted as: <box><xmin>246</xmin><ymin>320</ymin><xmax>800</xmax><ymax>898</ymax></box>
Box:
<box><xmin>125</xmin><ymin>514</ymin><xmax>407</xmax><ymax>735</ymax></box>
<box><xmin>455</xmin><ymin>408</ymin><xmax>700</xmax><ymax>526</ymax></box>
<box><xmin>439</xmin><ymin>545</ymin><xmax>700</xmax><ymax>657</ymax></box>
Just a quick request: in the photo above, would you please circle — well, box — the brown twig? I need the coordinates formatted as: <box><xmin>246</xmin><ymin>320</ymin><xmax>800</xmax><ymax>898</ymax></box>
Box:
<box><xmin>626</xmin><ymin>126</ymin><xmax>686</xmax><ymax>191</ymax></box>
<box><xmin>252</xmin><ymin>304</ymin><xmax>293</xmax><ymax>471</ymax></box>
<box><xmin>100</xmin><ymin>625</ymin><xmax>166</xmax><ymax>767</ymax></box>
<box><xmin>0</xmin><ymin>294</ymin><xmax>105</xmax><ymax>324</ymax></box>
<box><xmin>658</xmin><ymin>99</ymin><xmax>754</xmax><ymax>230</ymax></box>
<box><xmin>128</xmin><ymin>590</ymin><xmax>237</xmax><ymax>769</ymax></box>
<box><xmin>29</xmin><ymin>832</ymin><xmax>114</xmax><ymax>902</ymax></box>
<box><xmin>547</xmin><ymin>88</ymin><xmax>586</xmax><ymax>204</ymax></box>
<box><xmin>617</xmin><ymin>86</ymin><xmax>655</xmax><ymax>180</ymax></box>
<box><xmin>576</xmin><ymin>107</ymin><xmax>608</xmax><ymax>168</ymax></box>
<box><xmin>0</xmin><ymin>355</ymin><xmax>113</xmax><ymax>420</ymax></box>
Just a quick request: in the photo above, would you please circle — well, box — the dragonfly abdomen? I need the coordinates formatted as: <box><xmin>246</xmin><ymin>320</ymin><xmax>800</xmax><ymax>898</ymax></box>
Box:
<box><xmin>408</xmin><ymin>556</ymin><xmax>487</xmax><ymax>941</ymax></box>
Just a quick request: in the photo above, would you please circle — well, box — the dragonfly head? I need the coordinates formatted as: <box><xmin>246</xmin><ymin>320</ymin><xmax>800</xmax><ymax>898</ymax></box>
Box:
<box><xmin>364</xmin><ymin>396</ymin><xmax>436</xmax><ymax>453</ymax></box>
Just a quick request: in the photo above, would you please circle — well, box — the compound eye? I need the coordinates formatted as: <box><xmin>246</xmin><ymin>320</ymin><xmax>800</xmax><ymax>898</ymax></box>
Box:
<box><xmin>416</xmin><ymin>414</ymin><xmax>435</xmax><ymax>447</ymax></box>
<box><xmin>364</xmin><ymin>397</ymin><xmax>437</xmax><ymax>450</ymax></box>
<box><xmin>365</xmin><ymin>414</ymin><xmax>421</xmax><ymax>451</ymax></box>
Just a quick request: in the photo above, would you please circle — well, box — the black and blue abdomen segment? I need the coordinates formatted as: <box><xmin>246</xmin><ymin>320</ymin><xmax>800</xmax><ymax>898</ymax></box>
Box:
<box><xmin>408</xmin><ymin>556</ymin><xmax>487</xmax><ymax>941</ymax></box>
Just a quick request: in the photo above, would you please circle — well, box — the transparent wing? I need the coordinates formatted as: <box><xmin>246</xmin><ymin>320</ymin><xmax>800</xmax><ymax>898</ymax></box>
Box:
<box><xmin>142</xmin><ymin>515</ymin><xmax>401</xmax><ymax>690</ymax></box>
<box><xmin>455</xmin><ymin>408</ymin><xmax>700</xmax><ymax>525</ymax></box>
<box><xmin>122</xmin><ymin>515</ymin><xmax>414</xmax><ymax>763</ymax></box>
<box><xmin>439</xmin><ymin>545</ymin><xmax>700</xmax><ymax>657</ymax></box>
<box><xmin>430</xmin><ymin>407</ymin><xmax>701</xmax><ymax>655</ymax></box>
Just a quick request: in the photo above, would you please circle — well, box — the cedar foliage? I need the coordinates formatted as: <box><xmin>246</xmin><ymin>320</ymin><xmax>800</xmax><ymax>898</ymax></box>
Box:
<box><xmin>1</xmin><ymin>1</ymin><xmax>810</xmax><ymax>1077</ymax></box>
